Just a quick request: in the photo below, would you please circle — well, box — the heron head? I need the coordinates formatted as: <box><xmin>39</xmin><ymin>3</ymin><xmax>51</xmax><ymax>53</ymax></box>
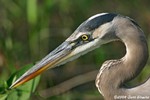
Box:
<box><xmin>10</xmin><ymin>13</ymin><xmax>119</xmax><ymax>89</ymax></box>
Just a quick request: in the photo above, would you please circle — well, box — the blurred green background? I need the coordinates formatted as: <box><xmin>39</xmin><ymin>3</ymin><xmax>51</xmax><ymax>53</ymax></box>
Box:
<box><xmin>0</xmin><ymin>0</ymin><xmax>150</xmax><ymax>100</ymax></box>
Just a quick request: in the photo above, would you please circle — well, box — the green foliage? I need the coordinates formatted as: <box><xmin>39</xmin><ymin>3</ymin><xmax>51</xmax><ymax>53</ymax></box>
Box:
<box><xmin>0</xmin><ymin>64</ymin><xmax>40</xmax><ymax>100</ymax></box>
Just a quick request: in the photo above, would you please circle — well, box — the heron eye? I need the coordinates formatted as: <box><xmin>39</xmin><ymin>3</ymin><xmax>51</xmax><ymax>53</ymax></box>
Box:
<box><xmin>81</xmin><ymin>34</ymin><xmax>89</xmax><ymax>41</ymax></box>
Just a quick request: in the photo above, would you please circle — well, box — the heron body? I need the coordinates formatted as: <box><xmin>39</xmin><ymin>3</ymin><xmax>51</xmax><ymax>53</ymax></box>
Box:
<box><xmin>10</xmin><ymin>13</ymin><xmax>149</xmax><ymax>100</ymax></box>
<box><xmin>95</xmin><ymin>14</ymin><xmax>149</xmax><ymax>100</ymax></box>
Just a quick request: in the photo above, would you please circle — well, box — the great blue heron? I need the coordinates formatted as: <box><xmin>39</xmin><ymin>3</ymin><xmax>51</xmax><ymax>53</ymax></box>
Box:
<box><xmin>10</xmin><ymin>13</ymin><xmax>149</xmax><ymax>100</ymax></box>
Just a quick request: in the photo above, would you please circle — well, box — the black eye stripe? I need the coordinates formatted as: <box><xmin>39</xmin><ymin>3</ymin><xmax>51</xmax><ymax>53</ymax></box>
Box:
<box><xmin>77</xmin><ymin>13</ymin><xmax>117</xmax><ymax>32</ymax></box>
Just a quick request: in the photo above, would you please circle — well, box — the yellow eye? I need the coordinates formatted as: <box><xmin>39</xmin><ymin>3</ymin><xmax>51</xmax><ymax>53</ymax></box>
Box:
<box><xmin>81</xmin><ymin>35</ymin><xmax>89</xmax><ymax>41</ymax></box>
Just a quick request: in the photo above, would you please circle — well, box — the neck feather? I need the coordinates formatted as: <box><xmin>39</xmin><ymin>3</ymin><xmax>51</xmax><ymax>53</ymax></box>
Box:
<box><xmin>96</xmin><ymin>17</ymin><xmax>149</xmax><ymax>99</ymax></box>
<box><xmin>121</xmin><ymin>28</ymin><xmax>148</xmax><ymax>83</ymax></box>
<box><xmin>114</xmin><ymin>16</ymin><xmax>149</xmax><ymax>84</ymax></box>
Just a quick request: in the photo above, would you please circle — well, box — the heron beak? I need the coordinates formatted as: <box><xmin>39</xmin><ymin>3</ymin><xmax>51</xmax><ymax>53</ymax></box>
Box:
<box><xmin>9</xmin><ymin>41</ymin><xmax>74</xmax><ymax>89</ymax></box>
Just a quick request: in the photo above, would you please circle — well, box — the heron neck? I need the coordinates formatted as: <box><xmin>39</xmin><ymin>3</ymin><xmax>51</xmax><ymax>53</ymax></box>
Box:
<box><xmin>98</xmin><ymin>26</ymin><xmax>149</xmax><ymax>99</ymax></box>
<box><xmin>123</xmin><ymin>31</ymin><xmax>148</xmax><ymax>83</ymax></box>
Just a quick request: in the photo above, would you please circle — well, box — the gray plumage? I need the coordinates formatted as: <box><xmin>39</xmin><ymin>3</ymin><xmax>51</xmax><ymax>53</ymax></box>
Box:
<box><xmin>10</xmin><ymin>13</ymin><xmax>150</xmax><ymax>100</ymax></box>
<box><xmin>94</xmin><ymin>14</ymin><xmax>149</xmax><ymax>100</ymax></box>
